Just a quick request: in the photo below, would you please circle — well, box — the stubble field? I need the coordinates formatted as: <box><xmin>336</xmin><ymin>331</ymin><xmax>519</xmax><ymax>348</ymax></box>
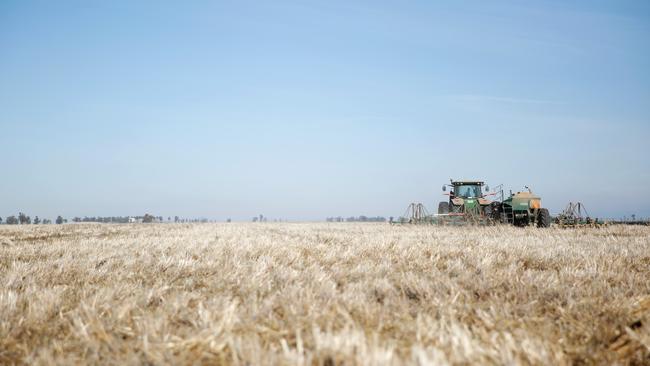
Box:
<box><xmin>0</xmin><ymin>223</ymin><xmax>649</xmax><ymax>365</ymax></box>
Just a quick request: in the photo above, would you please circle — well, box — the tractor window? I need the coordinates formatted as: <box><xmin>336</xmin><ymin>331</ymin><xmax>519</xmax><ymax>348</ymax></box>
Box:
<box><xmin>455</xmin><ymin>185</ymin><xmax>481</xmax><ymax>197</ymax></box>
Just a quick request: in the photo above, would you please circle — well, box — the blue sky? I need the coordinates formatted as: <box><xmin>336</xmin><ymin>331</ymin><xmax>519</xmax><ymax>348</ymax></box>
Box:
<box><xmin>1</xmin><ymin>0</ymin><xmax>649</xmax><ymax>221</ymax></box>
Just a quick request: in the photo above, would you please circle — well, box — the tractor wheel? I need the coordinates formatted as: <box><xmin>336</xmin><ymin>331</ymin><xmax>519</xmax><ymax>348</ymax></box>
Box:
<box><xmin>490</xmin><ymin>203</ymin><xmax>502</xmax><ymax>221</ymax></box>
<box><xmin>483</xmin><ymin>204</ymin><xmax>492</xmax><ymax>217</ymax></box>
<box><xmin>438</xmin><ymin>202</ymin><xmax>449</xmax><ymax>214</ymax></box>
<box><xmin>537</xmin><ymin>208</ymin><xmax>551</xmax><ymax>228</ymax></box>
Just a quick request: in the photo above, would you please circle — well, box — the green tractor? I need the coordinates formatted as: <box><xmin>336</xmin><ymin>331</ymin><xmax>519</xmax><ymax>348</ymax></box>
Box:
<box><xmin>438</xmin><ymin>180</ymin><xmax>494</xmax><ymax>219</ymax></box>
<box><xmin>493</xmin><ymin>187</ymin><xmax>551</xmax><ymax>227</ymax></box>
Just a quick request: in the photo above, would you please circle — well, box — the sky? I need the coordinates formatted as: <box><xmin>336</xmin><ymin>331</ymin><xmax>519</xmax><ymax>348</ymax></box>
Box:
<box><xmin>1</xmin><ymin>0</ymin><xmax>649</xmax><ymax>221</ymax></box>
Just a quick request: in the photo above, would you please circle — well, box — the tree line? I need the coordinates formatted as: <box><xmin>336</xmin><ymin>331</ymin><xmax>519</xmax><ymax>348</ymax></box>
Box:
<box><xmin>69</xmin><ymin>215</ymin><xmax>164</xmax><ymax>223</ymax></box>
<box><xmin>1</xmin><ymin>213</ymin><xmax>388</xmax><ymax>224</ymax></box>
<box><xmin>0</xmin><ymin>213</ymin><xmax>229</xmax><ymax>225</ymax></box>
<box><xmin>0</xmin><ymin>213</ymin><xmax>65</xmax><ymax>225</ymax></box>
<box><xmin>326</xmin><ymin>216</ymin><xmax>387</xmax><ymax>222</ymax></box>
<box><xmin>0</xmin><ymin>213</ymin><xmax>165</xmax><ymax>225</ymax></box>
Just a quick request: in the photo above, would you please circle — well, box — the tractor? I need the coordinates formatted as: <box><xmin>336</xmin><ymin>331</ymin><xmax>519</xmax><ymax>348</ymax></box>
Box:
<box><xmin>438</xmin><ymin>180</ymin><xmax>493</xmax><ymax>219</ymax></box>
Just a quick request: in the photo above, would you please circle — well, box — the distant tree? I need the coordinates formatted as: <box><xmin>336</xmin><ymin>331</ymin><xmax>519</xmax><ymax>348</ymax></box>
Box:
<box><xmin>252</xmin><ymin>217</ymin><xmax>258</xmax><ymax>222</ymax></box>
<box><xmin>168</xmin><ymin>216</ymin><xmax>171</xmax><ymax>222</ymax></box>
<box><xmin>227</xmin><ymin>218</ymin><xmax>231</xmax><ymax>223</ymax></box>
<box><xmin>33</xmin><ymin>216</ymin><xmax>41</xmax><ymax>225</ymax></box>
<box><xmin>341</xmin><ymin>215</ymin><xmax>386</xmax><ymax>223</ymax></box>
<box><xmin>143</xmin><ymin>214</ymin><xmax>154</xmax><ymax>223</ymax></box>
<box><xmin>42</xmin><ymin>218</ymin><xmax>51</xmax><ymax>224</ymax></box>
<box><xmin>0</xmin><ymin>217</ymin><xmax>2</xmax><ymax>224</ymax></box>
<box><xmin>72</xmin><ymin>217</ymin><xmax>81</xmax><ymax>223</ymax></box>
<box><xmin>18</xmin><ymin>212</ymin><xmax>31</xmax><ymax>225</ymax></box>
<box><xmin>6</xmin><ymin>216</ymin><xmax>18</xmax><ymax>225</ymax></box>
<box><xmin>56</xmin><ymin>216</ymin><xmax>64</xmax><ymax>225</ymax></box>
<box><xmin>174</xmin><ymin>216</ymin><xmax>179</xmax><ymax>223</ymax></box>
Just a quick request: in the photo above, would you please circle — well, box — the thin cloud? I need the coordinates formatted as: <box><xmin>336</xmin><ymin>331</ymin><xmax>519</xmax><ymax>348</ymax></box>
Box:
<box><xmin>446</xmin><ymin>94</ymin><xmax>564</xmax><ymax>105</ymax></box>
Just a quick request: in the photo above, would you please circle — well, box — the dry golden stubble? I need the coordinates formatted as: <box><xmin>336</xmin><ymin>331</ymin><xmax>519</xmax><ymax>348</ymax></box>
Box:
<box><xmin>0</xmin><ymin>223</ymin><xmax>648</xmax><ymax>365</ymax></box>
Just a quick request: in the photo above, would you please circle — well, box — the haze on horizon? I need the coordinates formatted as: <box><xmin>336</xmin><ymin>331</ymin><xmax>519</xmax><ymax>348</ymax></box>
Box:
<box><xmin>1</xmin><ymin>0</ymin><xmax>649</xmax><ymax>221</ymax></box>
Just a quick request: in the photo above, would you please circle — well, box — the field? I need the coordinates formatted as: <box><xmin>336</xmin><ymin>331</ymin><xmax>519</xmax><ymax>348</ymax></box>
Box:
<box><xmin>1</xmin><ymin>223</ymin><xmax>649</xmax><ymax>365</ymax></box>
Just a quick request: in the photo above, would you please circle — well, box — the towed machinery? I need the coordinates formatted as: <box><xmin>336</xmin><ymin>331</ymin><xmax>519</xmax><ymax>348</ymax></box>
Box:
<box><xmin>554</xmin><ymin>202</ymin><xmax>604</xmax><ymax>227</ymax></box>
<box><xmin>496</xmin><ymin>187</ymin><xmax>551</xmax><ymax>227</ymax></box>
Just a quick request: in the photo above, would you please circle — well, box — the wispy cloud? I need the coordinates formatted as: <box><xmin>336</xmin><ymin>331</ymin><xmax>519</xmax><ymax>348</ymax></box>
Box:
<box><xmin>445</xmin><ymin>94</ymin><xmax>563</xmax><ymax>105</ymax></box>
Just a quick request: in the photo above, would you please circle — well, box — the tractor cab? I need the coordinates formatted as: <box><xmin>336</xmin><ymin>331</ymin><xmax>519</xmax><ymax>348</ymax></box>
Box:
<box><xmin>443</xmin><ymin>180</ymin><xmax>488</xmax><ymax>198</ymax></box>
<box><xmin>447</xmin><ymin>181</ymin><xmax>485</xmax><ymax>198</ymax></box>
<box><xmin>439</xmin><ymin>180</ymin><xmax>491</xmax><ymax>215</ymax></box>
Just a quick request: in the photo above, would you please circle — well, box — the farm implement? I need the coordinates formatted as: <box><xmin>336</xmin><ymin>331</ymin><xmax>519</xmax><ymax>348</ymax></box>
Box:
<box><xmin>554</xmin><ymin>202</ymin><xmax>606</xmax><ymax>227</ymax></box>
<box><xmin>494</xmin><ymin>187</ymin><xmax>551</xmax><ymax>227</ymax></box>
<box><xmin>392</xmin><ymin>202</ymin><xmax>488</xmax><ymax>226</ymax></box>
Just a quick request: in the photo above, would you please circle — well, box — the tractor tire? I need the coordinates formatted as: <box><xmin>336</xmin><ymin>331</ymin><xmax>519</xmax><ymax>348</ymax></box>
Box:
<box><xmin>537</xmin><ymin>208</ymin><xmax>551</xmax><ymax>228</ymax></box>
<box><xmin>438</xmin><ymin>202</ymin><xmax>449</xmax><ymax>214</ymax></box>
<box><xmin>490</xmin><ymin>203</ymin><xmax>502</xmax><ymax>222</ymax></box>
<box><xmin>483</xmin><ymin>204</ymin><xmax>492</xmax><ymax>217</ymax></box>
